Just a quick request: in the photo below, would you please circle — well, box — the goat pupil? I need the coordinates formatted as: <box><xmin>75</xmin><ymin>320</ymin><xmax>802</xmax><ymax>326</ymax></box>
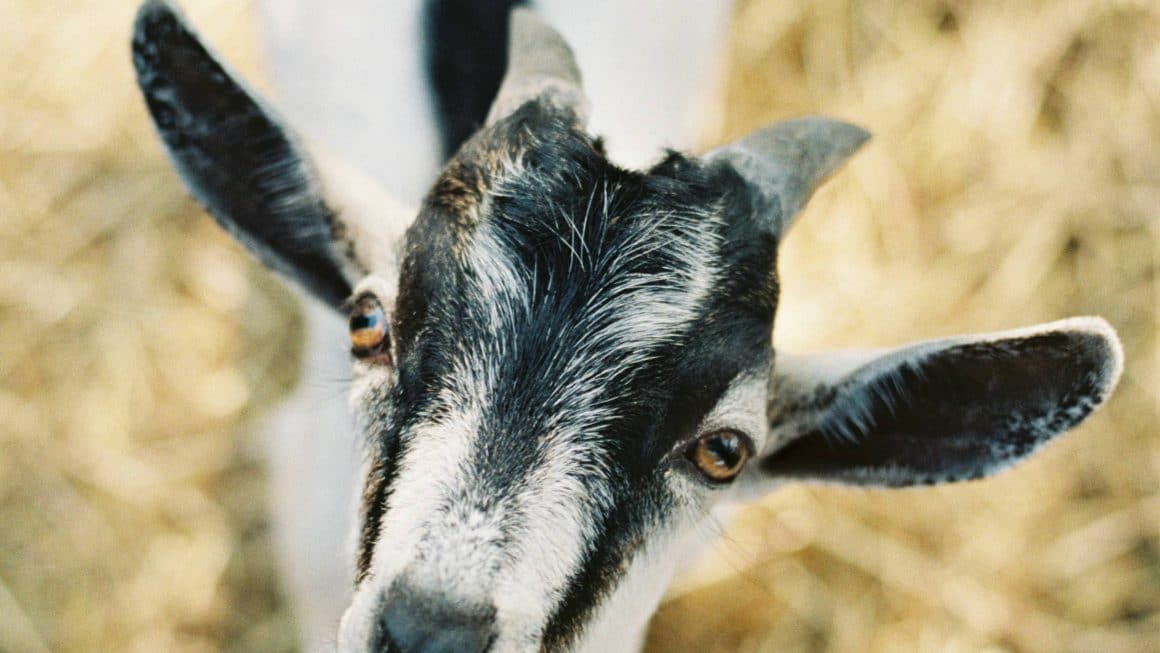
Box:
<box><xmin>707</xmin><ymin>434</ymin><xmax>741</xmax><ymax>469</ymax></box>
<box><xmin>688</xmin><ymin>430</ymin><xmax>748</xmax><ymax>482</ymax></box>
<box><xmin>349</xmin><ymin>297</ymin><xmax>388</xmax><ymax>357</ymax></box>
<box><xmin>351</xmin><ymin>313</ymin><xmax>377</xmax><ymax>330</ymax></box>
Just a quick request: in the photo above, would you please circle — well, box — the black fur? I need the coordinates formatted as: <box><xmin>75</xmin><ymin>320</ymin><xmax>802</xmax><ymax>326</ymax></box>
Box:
<box><xmin>132</xmin><ymin>0</ymin><xmax>354</xmax><ymax>308</ymax></box>
<box><xmin>761</xmin><ymin>331</ymin><xmax>1116</xmax><ymax>485</ymax></box>
<box><xmin>425</xmin><ymin>0</ymin><xmax>529</xmax><ymax>160</ymax></box>
<box><xmin>356</xmin><ymin>417</ymin><xmax>407</xmax><ymax>584</ymax></box>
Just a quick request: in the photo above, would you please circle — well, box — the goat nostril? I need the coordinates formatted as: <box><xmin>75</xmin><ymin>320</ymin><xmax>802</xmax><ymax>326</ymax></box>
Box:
<box><xmin>373</xmin><ymin>590</ymin><xmax>495</xmax><ymax>653</ymax></box>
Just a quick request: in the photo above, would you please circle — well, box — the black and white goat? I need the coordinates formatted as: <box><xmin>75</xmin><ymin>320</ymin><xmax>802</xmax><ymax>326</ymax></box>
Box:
<box><xmin>132</xmin><ymin>2</ymin><xmax>1123</xmax><ymax>652</ymax></box>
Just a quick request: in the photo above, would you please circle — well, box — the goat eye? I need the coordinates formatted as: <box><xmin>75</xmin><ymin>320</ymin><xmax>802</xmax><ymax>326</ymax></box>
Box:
<box><xmin>349</xmin><ymin>296</ymin><xmax>389</xmax><ymax>359</ymax></box>
<box><xmin>686</xmin><ymin>430</ymin><xmax>749</xmax><ymax>483</ymax></box>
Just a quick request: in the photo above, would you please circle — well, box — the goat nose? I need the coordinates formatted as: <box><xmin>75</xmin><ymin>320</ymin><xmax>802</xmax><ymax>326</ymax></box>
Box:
<box><xmin>374</xmin><ymin>591</ymin><xmax>495</xmax><ymax>653</ymax></box>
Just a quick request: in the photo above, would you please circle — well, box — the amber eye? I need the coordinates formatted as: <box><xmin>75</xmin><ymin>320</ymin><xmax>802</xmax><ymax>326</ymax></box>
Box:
<box><xmin>686</xmin><ymin>430</ymin><xmax>750</xmax><ymax>483</ymax></box>
<box><xmin>348</xmin><ymin>295</ymin><xmax>389</xmax><ymax>359</ymax></box>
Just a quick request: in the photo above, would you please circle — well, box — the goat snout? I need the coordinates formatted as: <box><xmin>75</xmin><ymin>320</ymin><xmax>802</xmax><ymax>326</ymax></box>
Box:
<box><xmin>373</xmin><ymin>589</ymin><xmax>496</xmax><ymax>653</ymax></box>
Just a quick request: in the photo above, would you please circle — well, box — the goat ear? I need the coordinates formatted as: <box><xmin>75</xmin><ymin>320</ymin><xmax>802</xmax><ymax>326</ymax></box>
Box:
<box><xmin>751</xmin><ymin>318</ymin><xmax>1122</xmax><ymax>488</ymax></box>
<box><xmin>708</xmin><ymin>117</ymin><xmax>870</xmax><ymax>240</ymax></box>
<box><xmin>132</xmin><ymin>0</ymin><xmax>404</xmax><ymax>309</ymax></box>
<box><xmin>485</xmin><ymin>8</ymin><xmax>590</xmax><ymax>126</ymax></box>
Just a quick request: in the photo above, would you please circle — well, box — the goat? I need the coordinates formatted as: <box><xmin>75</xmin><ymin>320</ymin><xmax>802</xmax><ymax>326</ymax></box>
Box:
<box><xmin>131</xmin><ymin>2</ymin><xmax>1123</xmax><ymax>652</ymax></box>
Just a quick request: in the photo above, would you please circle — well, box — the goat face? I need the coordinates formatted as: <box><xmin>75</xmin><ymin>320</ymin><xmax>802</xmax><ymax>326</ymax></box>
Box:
<box><xmin>342</xmin><ymin>103</ymin><xmax>789</xmax><ymax>651</ymax></box>
<box><xmin>132</xmin><ymin>2</ymin><xmax>1123</xmax><ymax>652</ymax></box>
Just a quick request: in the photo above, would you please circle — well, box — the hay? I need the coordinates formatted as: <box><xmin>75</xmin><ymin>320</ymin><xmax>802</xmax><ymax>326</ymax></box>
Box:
<box><xmin>0</xmin><ymin>1</ymin><xmax>1155</xmax><ymax>652</ymax></box>
<box><xmin>1</xmin><ymin>2</ymin><xmax>296</xmax><ymax>651</ymax></box>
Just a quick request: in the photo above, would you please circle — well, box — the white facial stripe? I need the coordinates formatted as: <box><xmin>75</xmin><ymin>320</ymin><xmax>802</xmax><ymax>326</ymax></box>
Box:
<box><xmin>490</xmin><ymin>420</ymin><xmax>617</xmax><ymax>639</ymax></box>
<box><xmin>464</xmin><ymin>219</ymin><xmax>532</xmax><ymax>339</ymax></box>
<box><xmin>463</xmin><ymin>187</ymin><xmax>723</xmax><ymax>382</ymax></box>
<box><xmin>338</xmin><ymin>404</ymin><xmax>503</xmax><ymax>651</ymax></box>
<box><xmin>340</xmin><ymin>409</ymin><xmax>618</xmax><ymax>648</ymax></box>
<box><xmin>362</xmin><ymin>405</ymin><xmax>484</xmax><ymax>585</ymax></box>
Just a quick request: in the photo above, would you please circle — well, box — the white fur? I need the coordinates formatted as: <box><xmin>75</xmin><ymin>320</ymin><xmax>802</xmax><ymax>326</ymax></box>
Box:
<box><xmin>570</xmin><ymin>527</ymin><xmax>698</xmax><ymax>653</ymax></box>
<box><xmin>336</xmin><ymin>406</ymin><xmax>485</xmax><ymax>649</ymax></box>
<box><xmin>535</xmin><ymin>0</ymin><xmax>731</xmax><ymax>168</ymax></box>
<box><xmin>258</xmin><ymin>0</ymin><xmax>441</xmax><ymax>203</ymax></box>
<box><xmin>263</xmin><ymin>299</ymin><xmax>358</xmax><ymax>653</ymax></box>
<box><xmin>564</xmin><ymin>373</ymin><xmax>773</xmax><ymax>652</ymax></box>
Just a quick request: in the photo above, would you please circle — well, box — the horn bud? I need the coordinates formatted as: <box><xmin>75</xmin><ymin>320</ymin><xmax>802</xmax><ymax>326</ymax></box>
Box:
<box><xmin>709</xmin><ymin>117</ymin><xmax>870</xmax><ymax>237</ymax></box>
<box><xmin>486</xmin><ymin>9</ymin><xmax>589</xmax><ymax>125</ymax></box>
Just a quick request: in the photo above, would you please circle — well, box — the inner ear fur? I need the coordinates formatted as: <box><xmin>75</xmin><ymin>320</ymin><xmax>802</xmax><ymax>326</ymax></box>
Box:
<box><xmin>757</xmin><ymin>317</ymin><xmax>1123</xmax><ymax>487</ymax></box>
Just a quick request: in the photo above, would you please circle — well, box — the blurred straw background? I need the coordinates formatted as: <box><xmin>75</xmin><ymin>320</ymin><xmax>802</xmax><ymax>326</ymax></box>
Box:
<box><xmin>0</xmin><ymin>1</ymin><xmax>1156</xmax><ymax>652</ymax></box>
